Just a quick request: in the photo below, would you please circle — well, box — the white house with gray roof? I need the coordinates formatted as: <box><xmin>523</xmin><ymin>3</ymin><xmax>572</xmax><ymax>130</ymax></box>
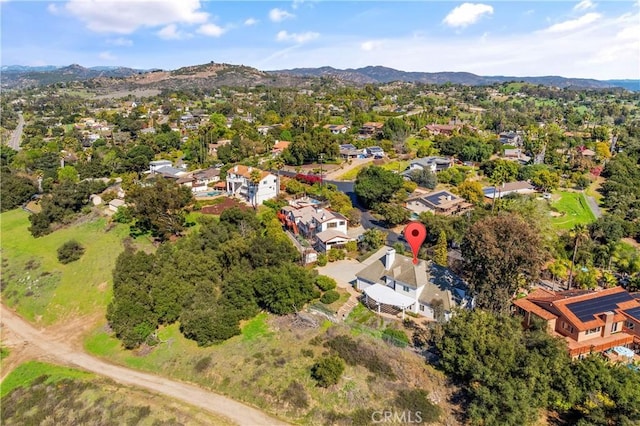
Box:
<box><xmin>355</xmin><ymin>248</ymin><xmax>470</xmax><ymax>320</ymax></box>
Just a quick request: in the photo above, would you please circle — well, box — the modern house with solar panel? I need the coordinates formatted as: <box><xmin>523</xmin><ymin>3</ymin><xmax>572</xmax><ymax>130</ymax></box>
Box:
<box><xmin>513</xmin><ymin>286</ymin><xmax>640</xmax><ymax>358</ymax></box>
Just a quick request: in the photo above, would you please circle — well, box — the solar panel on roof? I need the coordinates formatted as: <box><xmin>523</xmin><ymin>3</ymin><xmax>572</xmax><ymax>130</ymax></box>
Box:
<box><xmin>624</xmin><ymin>306</ymin><xmax>640</xmax><ymax>322</ymax></box>
<box><xmin>565</xmin><ymin>292</ymin><xmax>634</xmax><ymax>323</ymax></box>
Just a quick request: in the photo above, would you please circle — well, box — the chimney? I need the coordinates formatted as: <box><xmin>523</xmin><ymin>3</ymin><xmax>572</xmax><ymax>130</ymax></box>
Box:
<box><xmin>234</xmin><ymin>165</ymin><xmax>238</xmax><ymax>172</ymax></box>
<box><xmin>602</xmin><ymin>311</ymin><xmax>614</xmax><ymax>337</ymax></box>
<box><xmin>384</xmin><ymin>248</ymin><xmax>396</xmax><ymax>270</ymax></box>
<box><xmin>248</xmin><ymin>166</ymin><xmax>253</xmax><ymax>173</ymax></box>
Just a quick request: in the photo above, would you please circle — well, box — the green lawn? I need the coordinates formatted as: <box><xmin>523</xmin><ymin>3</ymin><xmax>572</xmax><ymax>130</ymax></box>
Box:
<box><xmin>0</xmin><ymin>209</ymin><xmax>149</xmax><ymax>324</ymax></box>
<box><xmin>337</xmin><ymin>160</ymin><xmax>409</xmax><ymax>181</ymax></box>
<box><xmin>1</xmin><ymin>361</ymin><xmax>93</xmax><ymax>398</ymax></box>
<box><xmin>337</xmin><ymin>164</ymin><xmax>367</xmax><ymax>180</ymax></box>
<box><xmin>550</xmin><ymin>191</ymin><xmax>597</xmax><ymax>230</ymax></box>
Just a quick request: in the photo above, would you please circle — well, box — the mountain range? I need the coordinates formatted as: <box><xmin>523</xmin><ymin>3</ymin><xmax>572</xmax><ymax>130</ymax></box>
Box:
<box><xmin>1</xmin><ymin>63</ymin><xmax>638</xmax><ymax>91</ymax></box>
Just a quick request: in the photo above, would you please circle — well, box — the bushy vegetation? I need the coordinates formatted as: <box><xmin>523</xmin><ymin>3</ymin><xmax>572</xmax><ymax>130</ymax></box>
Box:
<box><xmin>311</xmin><ymin>355</ymin><xmax>345</xmax><ymax>387</ymax></box>
<box><xmin>56</xmin><ymin>240</ymin><xmax>85</xmax><ymax>264</ymax></box>
<box><xmin>436</xmin><ymin>310</ymin><xmax>640</xmax><ymax>426</ymax></box>
<box><xmin>315</xmin><ymin>275</ymin><xmax>337</xmax><ymax>291</ymax></box>
<box><xmin>107</xmin><ymin>208</ymin><xmax>313</xmax><ymax>348</ymax></box>
<box><xmin>320</xmin><ymin>290</ymin><xmax>340</xmax><ymax>304</ymax></box>
<box><xmin>28</xmin><ymin>180</ymin><xmax>107</xmax><ymax>237</ymax></box>
<box><xmin>325</xmin><ymin>334</ymin><xmax>396</xmax><ymax>379</ymax></box>
<box><xmin>0</xmin><ymin>167</ymin><xmax>37</xmax><ymax>212</ymax></box>
<box><xmin>381</xmin><ymin>327</ymin><xmax>410</xmax><ymax>348</ymax></box>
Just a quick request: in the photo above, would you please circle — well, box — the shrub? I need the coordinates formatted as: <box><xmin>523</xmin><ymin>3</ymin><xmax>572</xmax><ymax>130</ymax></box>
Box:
<box><xmin>316</xmin><ymin>275</ymin><xmax>337</xmax><ymax>291</ymax></box>
<box><xmin>345</xmin><ymin>241</ymin><xmax>358</xmax><ymax>252</ymax></box>
<box><xmin>57</xmin><ymin>240</ymin><xmax>85</xmax><ymax>264</ymax></box>
<box><xmin>316</xmin><ymin>253</ymin><xmax>328</xmax><ymax>266</ymax></box>
<box><xmin>311</xmin><ymin>355</ymin><xmax>345</xmax><ymax>387</ymax></box>
<box><xmin>320</xmin><ymin>290</ymin><xmax>340</xmax><ymax>304</ymax></box>
<box><xmin>194</xmin><ymin>356</ymin><xmax>212</xmax><ymax>373</ymax></box>
<box><xmin>395</xmin><ymin>389</ymin><xmax>441</xmax><ymax>423</ymax></box>
<box><xmin>326</xmin><ymin>335</ymin><xmax>396</xmax><ymax>379</ymax></box>
<box><xmin>281</xmin><ymin>381</ymin><xmax>309</xmax><ymax>409</ymax></box>
<box><xmin>327</xmin><ymin>248</ymin><xmax>346</xmax><ymax>262</ymax></box>
<box><xmin>382</xmin><ymin>328</ymin><xmax>410</xmax><ymax>348</ymax></box>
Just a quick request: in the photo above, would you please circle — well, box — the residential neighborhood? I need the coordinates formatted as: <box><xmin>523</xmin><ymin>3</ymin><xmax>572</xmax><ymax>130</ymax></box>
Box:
<box><xmin>1</xmin><ymin>51</ymin><xmax>639</xmax><ymax>426</ymax></box>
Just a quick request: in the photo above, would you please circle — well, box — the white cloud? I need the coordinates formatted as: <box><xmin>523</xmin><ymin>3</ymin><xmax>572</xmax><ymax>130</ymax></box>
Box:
<box><xmin>269</xmin><ymin>8</ymin><xmax>294</xmax><ymax>23</ymax></box>
<box><xmin>544</xmin><ymin>13</ymin><xmax>601</xmax><ymax>33</ymax></box>
<box><xmin>247</xmin><ymin>9</ymin><xmax>639</xmax><ymax>80</ymax></box>
<box><xmin>47</xmin><ymin>3</ymin><xmax>59</xmax><ymax>14</ymax></box>
<box><xmin>443</xmin><ymin>3</ymin><xmax>494</xmax><ymax>28</ymax></box>
<box><xmin>65</xmin><ymin>0</ymin><xmax>208</xmax><ymax>34</ymax></box>
<box><xmin>574</xmin><ymin>0</ymin><xmax>596</xmax><ymax>11</ymax></box>
<box><xmin>156</xmin><ymin>24</ymin><xmax>190</xmax><ymax>40</ymax></box>
<box><xmin>292</xmin><ymin>0</ymin><xmax>304</xmax><ymax>9</ymax></box>
<box><xmin>361</xmin><ymin>40</ymin><xmax>382</xmax><ymax>51</ymax></box>
<box><xmin>98</xmin><ymin>51</ymin><xmax>116</xmax><ymax>61</ymax></box>
<box><xmin>198</xmin><ymin>23</ymin><xmax>225</xmax><ymax>37</ymax></box>
<box><xmin>244</xmin><ymin>17</ymin><xmax>258</xmax><ymax>26</ymax></box>
<box><xmin>107</xmin><ymin>37</ymin><xmax>133</xmax><ymax>46</ymax></box>
<box><xmin>276</xmin><ymin>30</ymin><xmax>319</xmax><ymax>44</ymax></box>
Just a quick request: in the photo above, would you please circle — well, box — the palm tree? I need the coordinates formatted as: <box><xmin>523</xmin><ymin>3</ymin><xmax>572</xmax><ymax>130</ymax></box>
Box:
<box><xmin>249</xmin><ymin>169</ymin><xmax>262</xmax><ymax>209</ymax></box>
<box><xmin>567</xmin><ymin>224</ymin><xmax>589</xmax><ymax>290</ymax></box>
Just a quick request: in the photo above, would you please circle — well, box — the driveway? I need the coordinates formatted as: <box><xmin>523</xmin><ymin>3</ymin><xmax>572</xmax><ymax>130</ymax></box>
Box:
<box><xmin>316</xmin><ymin>246</ymin><xmax>388</xmax><ymax>288</ymax></box>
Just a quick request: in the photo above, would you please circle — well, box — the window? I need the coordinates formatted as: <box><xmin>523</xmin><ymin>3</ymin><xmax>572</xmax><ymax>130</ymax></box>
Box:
<box><xmin>562</xmin><ymin>321</ymin><xmax>575</xmax><ymax>333</ymax></box>
<box><xmin>419</xmin><ymin>305</ymin><xmax>425</xmax><ymax>311</ymax></box>
<box><xmin>327</xmin><ymin>222</ymin><xmax>337</xmax><ymax>228</ymax></box>
<box><xmin>626</xmin><ymin>321</ymin><xmax>635</xmax><ymax>330</ymax></box>
<box><xmin>586</xmin><ymin>327</ymin><xmax>601</xmax><ymax>335</ymax></box>
<box><xmin>339</xmin><ymin>221</ymin><xmax>346</xmax><ymax>226</ymax></box>
<box><xmin>611</xmin><ymin>322</ymin><xmax>619</xmax><ymax>333</ymax></box>
<box><xmin>403</xmin><ymin>286</ymin><xmax>410</xmax><ymax>292</ymax></box>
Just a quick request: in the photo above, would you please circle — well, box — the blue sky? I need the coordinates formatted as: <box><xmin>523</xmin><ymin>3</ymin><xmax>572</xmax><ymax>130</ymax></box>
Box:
<box><xmin>1</xmin><ymin>0</ymin><xmax>638</xmax><ymax>79</ymax></box>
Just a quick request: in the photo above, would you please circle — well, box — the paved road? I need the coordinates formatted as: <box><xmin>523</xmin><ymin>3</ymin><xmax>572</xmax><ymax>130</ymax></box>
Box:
<box><xmin>7</xmin><ymin>112</ymin><xmax>24</xmax><ymax>150</ymax></box>
<box><xmin>0</xmin><ymin>306</ymin><xmax>288</xmax><ymax>426</ymax></box>
<box><xmin>585</xmin><ymin>195</ymin><xmax>602</xmax><ymax>218</ymax></box>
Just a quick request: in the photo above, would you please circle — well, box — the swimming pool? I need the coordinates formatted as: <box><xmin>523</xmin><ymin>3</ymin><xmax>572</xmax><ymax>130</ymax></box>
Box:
<box><xmin>196</xmin><ymin>190</ymin><xmax>222</xmax><ymax>197</ymax></box>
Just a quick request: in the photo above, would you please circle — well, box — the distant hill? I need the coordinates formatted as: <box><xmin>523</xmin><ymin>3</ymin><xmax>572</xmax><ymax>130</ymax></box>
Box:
<box><xmin>270</xmin><ymin>65</ymin><xmax>626</xmax><ymax>90</ymax></box>
<box><xmin>0</xmin><ymin>64</ymin><xmax>146</xmax><ymax>89</ymax></box>
<box><xmin>604</xmin><ymin>80</ymin><xmax>640</xmax><ymax>92</ymax></box>
<box><xmin>1</xmin><ymin>62</ymin><xmax>635</xmax><ymax>91</ymax></box>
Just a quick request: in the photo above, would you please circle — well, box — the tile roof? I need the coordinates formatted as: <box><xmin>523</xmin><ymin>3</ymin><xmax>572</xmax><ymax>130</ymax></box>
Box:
<box><xmin>516</xmin><ymin>286</ymin><xmax>640</xmax><ymax>332</ymax></box>
<box><xmin>227</xmin><ymin>165</ymin><xmax>270</xmax><ymax>180</ymax></box>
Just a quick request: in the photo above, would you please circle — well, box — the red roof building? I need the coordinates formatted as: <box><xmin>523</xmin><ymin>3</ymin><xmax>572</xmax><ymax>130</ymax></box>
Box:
<box><xmin>513</xmin><ymin>287</ymin><xmax>640</xmax><ymax>358</ymax></box>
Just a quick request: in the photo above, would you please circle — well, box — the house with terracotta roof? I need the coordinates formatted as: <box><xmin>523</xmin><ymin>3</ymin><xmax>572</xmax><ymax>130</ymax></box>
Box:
<box><xmin>271</xmin><ymin>140</ymin><xmax>291</xmax><ymax>156</ymax></box>
<box><xmin>513</xmin><ymin>286</ymin><xmax>640</xmax><ymax>358</ymax></box>
<box><xmin>355</xmin><ymin>248</ymin><xmax>470</xmax><ymax>320</ymax></box>
<box><xmin>226</xmin><ymin>165</ymin><xmax>278</xmax><ymax>205</ymax></box>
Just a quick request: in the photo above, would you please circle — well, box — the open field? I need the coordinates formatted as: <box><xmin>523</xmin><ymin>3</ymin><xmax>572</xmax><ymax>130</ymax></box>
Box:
<box><xmin>0</xmin><ymin>209</ymin><xmax>151</xmax><ymax>325</ymax></box>
<box><xmin>337</xmin><ymin>159</ymin><xmax>409</xmax><ymax>181</ymax></box>
<box><xmin>84</xmin><ymin>310</ymin><xmax>456</xmax><ymax>425</ymax></box>
<box><xmin>550</xmin><ymin>191</ymin><xmax>596</xmax><ymax>230</ymax></box>
<box><xmin>1</xmin><ymin>361</ymin><xmax>235</xmax><ymax>425</ymax></box>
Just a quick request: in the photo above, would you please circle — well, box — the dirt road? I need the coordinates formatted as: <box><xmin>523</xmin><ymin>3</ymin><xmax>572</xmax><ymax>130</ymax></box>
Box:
<box><xmin>1</xmin><ymin>306</ymin><xmax>288</xmax><ymax>426</ymax></box>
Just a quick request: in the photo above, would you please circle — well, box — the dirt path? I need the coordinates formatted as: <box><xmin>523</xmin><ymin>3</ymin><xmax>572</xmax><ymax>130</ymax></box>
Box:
<box><xmin>1</xmin><ymin>306</ymin><xmax>288</xmax><ymax>426</ymax></box>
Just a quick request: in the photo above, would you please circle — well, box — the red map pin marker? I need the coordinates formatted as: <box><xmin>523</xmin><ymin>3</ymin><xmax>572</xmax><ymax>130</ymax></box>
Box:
<box><xmin>404</xmin><ymin>222</ymin><xmax>427</xmax><ymax>265</ymax></box>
